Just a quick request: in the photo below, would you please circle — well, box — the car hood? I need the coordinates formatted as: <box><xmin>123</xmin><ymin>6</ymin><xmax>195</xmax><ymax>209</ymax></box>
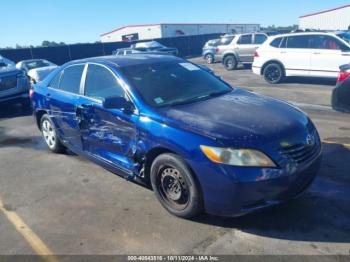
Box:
<box><xmin>155</xmin><ymin>89</ymin><xmax>311</xmax><ymax>147</ymax></box>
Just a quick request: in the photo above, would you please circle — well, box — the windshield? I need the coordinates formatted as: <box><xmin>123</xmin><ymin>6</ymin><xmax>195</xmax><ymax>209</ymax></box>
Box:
<box><xmin>219</xmin><ymin>36</ymin><xmax>235</xmax><ymax>45</ymax></box>
<box><xmin>121</xmin><ymin>61</ymin><xmax>232</xmax><ymax>107</ymax></box>
<box><xmin>336</xmin><ymin>32</ymin><xmax>350</xmax><ymax>44</ymax></box>
<box><xmin>24</xmin><ymin>60</ymin><xmax>55</xmax><ymax>70</ymax></box>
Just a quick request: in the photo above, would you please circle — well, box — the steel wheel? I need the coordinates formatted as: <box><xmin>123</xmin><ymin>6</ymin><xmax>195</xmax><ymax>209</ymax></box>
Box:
<box><xmin>157</xmin><ymin>166</ymin><xmax>190</xmax><ymax>210</ymax></box>
<box><xmin>42</xmin><ymin>119</ymin><xmax>56</xmax><ymax>149</ymax></box>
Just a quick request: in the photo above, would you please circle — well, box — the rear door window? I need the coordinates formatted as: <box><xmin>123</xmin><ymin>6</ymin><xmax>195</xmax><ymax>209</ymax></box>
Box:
<box><xmin>49</xmin><ymin>71</ymin><xmax>62</xmax><ymax>89</ymax></box>
<box><xmin>238</xmin><ymin>34</ymin><xmax>253</xmax><ymax>45</ymax></box>
<box><xmin>286</xmin><ymin>35</ymin><xmax>311</xmax><ymax>49</ymax></box>
<box><xmin>59</xmin><ymin>65</ymin><xmax>85</xmax><ymax>94</ymax></box>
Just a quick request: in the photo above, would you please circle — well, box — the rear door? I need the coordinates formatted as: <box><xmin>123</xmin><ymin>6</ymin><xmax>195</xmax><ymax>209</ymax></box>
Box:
<box><xmin>236</xmin><ymin>34</ymin><xmax>255</xmax><ymax>63</ymax></box>
<box><xmin>79</xmin><ymin>63</ymin><xmax>138</xmax><ymax>172</ymax></box>
<box><xmin>309</xmin><ymin>35</ymin><xmax>350</xmax><ymax>77</ymax></box>
<box><xmin>46</xmin><ymin>64</ymin><xmax>85</xmax><ymax>151</ymax></box>
<box><xmin>279</xmin><ymin>35</ymin><xmax>313</xmax><ymax>76</ymax></box>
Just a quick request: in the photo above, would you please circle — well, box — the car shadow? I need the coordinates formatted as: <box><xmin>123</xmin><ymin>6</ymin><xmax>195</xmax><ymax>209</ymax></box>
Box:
<box><xmin>0</xmin><ymin>103</ymin><xmax>32</xmax><ymax>119</ymax></box>
<box><xmin>193</xmin><ymin>142</ymin><xmax>350</xmax><ymax>243</ymax></box>
<box><xmin>284</xmin><ymin>77</ymin><xmax>336</xmax><ymax>86</ymax></box>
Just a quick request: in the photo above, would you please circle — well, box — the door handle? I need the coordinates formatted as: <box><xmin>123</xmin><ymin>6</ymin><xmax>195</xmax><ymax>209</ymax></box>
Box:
<box><xmin>313</xmin><ymin>52</ymin><xmax>321</xmax><ymax>55</ymax></box>
<box><xmin>280</xmin><ymin>51</ymin><xmax>287</xmax><ymax>54</ymax></box>
<box><xmin>45</xmin><ymin>93</ymin><xmax>51</xmax><ymax>101</ymax></box>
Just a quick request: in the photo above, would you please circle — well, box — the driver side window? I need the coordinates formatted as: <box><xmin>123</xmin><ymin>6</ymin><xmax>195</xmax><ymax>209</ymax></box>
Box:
<box><xmin>84</xmin><ymin>64</ymin><xmax>125</xmax><ymax>100</ymax></box>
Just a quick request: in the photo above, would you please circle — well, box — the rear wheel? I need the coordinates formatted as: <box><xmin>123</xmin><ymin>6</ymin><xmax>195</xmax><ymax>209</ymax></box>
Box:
<box><xmin>40</xmin><ymin>114</ymin><xmax>65</xmax><ymax>153</ymax></box>
<box><xmin>223</xmin><ymin>55</ymin><xmax>237</xmax><ymax>71</ymax></box>
<box><xmin>150</xmin><ymin>153</ymin><xmax>203</xmax><ymax>218</ymax></box>
<box><xmin>205</xmin><ymin>54</ymin><xmax>214</xmax><ymax>64</ymax></box>
<box><xmin>263</xmin><ymin>63</ymin><xmax>285</xmax><ymax>84</ymax></box>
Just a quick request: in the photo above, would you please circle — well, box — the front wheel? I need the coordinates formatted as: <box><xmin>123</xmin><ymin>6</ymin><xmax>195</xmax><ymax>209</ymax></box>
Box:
<box><xmin>263</xmin><ymin>63</ymin><xmax>285</xmax><ymax>84</ymax></box>
<box><xmin>40</xmin><ymin>114</ymin><xmax>65</xmax><ymax>153</ymax></box>
<box><xmin>150</xmin><ymin>153</ymin><xmax>203</xmax><ymax>218</ymax></box>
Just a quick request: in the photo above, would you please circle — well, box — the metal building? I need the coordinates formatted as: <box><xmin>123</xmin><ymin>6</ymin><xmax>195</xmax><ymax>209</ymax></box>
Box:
<box><xmin>100</xmin><ymin>23</ymin><xmax>260</xmax><ymax>43</ymax></box>
<box><xmin>299</xmin><ymin>4</ymin><xmax>350</xmax><ymax>30</ymax></box>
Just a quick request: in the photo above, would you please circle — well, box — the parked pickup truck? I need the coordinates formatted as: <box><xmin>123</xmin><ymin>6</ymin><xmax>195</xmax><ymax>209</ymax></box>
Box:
<box><xmin>0</xmin><ymin>56</ymin><xmax>30</xmax><ymax>108</ymax></box>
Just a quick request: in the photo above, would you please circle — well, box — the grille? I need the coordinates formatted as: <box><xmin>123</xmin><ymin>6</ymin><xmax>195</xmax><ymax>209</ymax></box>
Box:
<box><xmin>0</xmin><ymin>75</ymin><xmax>17</xmax><ymax>91</ymax></box>
<box><xmin>281</xmin><ymin>142</ymin><xmax>320</xmax><ymax>164</ymax></box>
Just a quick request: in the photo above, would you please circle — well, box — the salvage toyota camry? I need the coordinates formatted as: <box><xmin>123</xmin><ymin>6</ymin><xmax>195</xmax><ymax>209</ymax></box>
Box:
<box><xmin>31</xmin><ymin>54</ymin><xmax>322</xmax><ymax>218</ymax></box>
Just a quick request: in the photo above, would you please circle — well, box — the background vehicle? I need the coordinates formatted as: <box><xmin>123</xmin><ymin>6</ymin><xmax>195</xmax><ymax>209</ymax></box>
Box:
<box><xmin>252</xmin><ymin>32</ymin><xmax>350</xmax><ymax>84</ymax></box>
<box><xmin>332</xmin><ymin>64</ymin><xmax>350</xmax><ymax>113</ymax></box>
<box><xmin>113</xmin><ymin>41</ymin><xmax>178</xmax><ymax>56</ymax></box>
<box><xmin>32</xmin><ymin>55</ymin><xmax>321</xmax><ymax>219</ymax></box>
<box><xmin>133</xmin><ymin>41</ymin><xmax>178</xmax><ymax>55</ymax></box>
<box><xmin>16</xmin><ymin>59</ymin><xmax>56</xmax><ymax>73</ymax></box>
<box><xmin>202</xmin><ymin>34</ymin><xmax>235</xmax><ymax>64</ymax></box>
<box><xmin>27</xmin><ymin>65</ymin><xmax>58</xmax><ymax>84</ymax></box>
<box><xmin>0</xmin><ymin>56</ymin><xmax>30</xmax><ymax>108</ymax></box>
<box><xmin>215</xmin><ymin>33</ymin><xmax>268</xmax><ymax>70</ymax></box>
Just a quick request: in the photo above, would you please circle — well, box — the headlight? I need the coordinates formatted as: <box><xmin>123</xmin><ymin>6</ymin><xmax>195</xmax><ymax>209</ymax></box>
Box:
<box><xmin>200</xmin><ymin>145</ymin><xmax>276</xmax><ymax>167</ymax></box>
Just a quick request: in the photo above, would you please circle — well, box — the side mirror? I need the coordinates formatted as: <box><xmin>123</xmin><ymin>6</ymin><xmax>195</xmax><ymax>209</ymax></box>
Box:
<box><xmin>103</xmin><ymin>96</ymin><xmax>134</xmax><ymax>113</ymax></box>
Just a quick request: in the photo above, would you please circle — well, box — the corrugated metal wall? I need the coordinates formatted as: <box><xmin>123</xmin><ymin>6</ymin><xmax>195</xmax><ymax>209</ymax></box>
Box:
<box><xmin>299</xmin><ymin>6</ymin><xmax>350</xmax><ymax>30</ymax></box>
<box><xmin>0</xmin><ymin>33</ymin><xmax>222</xmax><ymax>65</ymax></box>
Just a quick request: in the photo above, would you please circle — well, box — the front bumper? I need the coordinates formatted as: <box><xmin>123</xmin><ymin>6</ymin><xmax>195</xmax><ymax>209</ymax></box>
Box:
<box><xmin>189</xmin><ymin>149</ymin><xmax>322</xmax><ymax>217</ymax></box>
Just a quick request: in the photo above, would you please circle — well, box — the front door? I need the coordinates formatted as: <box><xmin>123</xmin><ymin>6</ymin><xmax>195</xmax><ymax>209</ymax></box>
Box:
<box><xmin>309</xmin><ymin>35</ymin><xmax>350</xmax><ymax>78</ymax></box>
<box><xmin>78</xmin><ymin>63</ymin><xmax>138</xmax><ymax>172</ymax></box>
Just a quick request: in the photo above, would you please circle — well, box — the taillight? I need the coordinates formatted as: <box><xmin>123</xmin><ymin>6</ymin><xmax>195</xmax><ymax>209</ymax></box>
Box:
<box><xmin>254</xmin><ymin>51</ymin><xmax>259</xmax><ymax>58</ymax></box>
<box><xmin>215</xmin><ymin>48</ymin><xmax>220</xmax><ymax>54</ymax></box>
<box><xmin>337</xmin><ymin>70</ymin><xmax>350</xmax><ymax>83</ymax></box>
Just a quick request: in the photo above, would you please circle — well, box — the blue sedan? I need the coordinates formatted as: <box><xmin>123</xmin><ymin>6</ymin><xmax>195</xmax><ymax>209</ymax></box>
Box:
<box><xmin>31</xmin><ymin>54</ymin><xmax>322</xmax><ymax>218</ymax></box>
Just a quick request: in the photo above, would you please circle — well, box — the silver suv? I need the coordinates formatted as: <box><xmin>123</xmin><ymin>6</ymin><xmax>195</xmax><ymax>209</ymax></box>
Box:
<box><xmin>215</xmin><ymin>33</ymin><xmax>268</xmax><ymax>70</ymax></box>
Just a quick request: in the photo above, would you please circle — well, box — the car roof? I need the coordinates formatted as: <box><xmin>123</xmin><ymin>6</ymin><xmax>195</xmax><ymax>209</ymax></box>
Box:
<box><xmin>65</xmin><ymin>54</ymin><xmax>183</xmax><ymax>68</ymax></box>
<box><xmin>270</xmin><ymin>31</ymin><xmax>340</xmax><ymax>38</ymax></box>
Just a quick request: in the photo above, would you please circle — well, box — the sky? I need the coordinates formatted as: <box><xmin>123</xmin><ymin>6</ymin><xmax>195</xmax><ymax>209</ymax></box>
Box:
<box><xmin>1</xmin><ymin>0</ymin><xmax>350</xmax><ymax>48</ymax></box>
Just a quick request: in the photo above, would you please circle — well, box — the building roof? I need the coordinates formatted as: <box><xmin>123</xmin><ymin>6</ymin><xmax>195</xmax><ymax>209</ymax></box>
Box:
<box><xmin>300</xmin><ymin>4</ymin><xmax>350</xmax><ymax>18</ymax></box>
<box><xmin>100</xmin><ymin>23</ymin><xmax>259</xmax><ymax>37</ymax></box>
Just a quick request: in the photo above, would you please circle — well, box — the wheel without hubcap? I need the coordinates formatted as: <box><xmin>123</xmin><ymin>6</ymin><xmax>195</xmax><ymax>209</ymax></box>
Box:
<box><xmin>150</xmin><ymin>153</ymin><xmax>203</xmax><ymax>218</ymax></box>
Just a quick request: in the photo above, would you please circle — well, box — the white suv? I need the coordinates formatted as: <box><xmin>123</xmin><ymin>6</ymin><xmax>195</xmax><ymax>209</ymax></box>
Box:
<box><xmin>252</xmin><ymin>32</ymin><xmax>350</xmax><ymax>84</ymax></box>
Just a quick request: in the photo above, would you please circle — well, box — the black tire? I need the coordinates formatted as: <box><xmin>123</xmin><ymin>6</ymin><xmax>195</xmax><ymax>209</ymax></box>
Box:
<box><xmin>40</xmin><ymin>114</ymin><xmax>65</xmax><ymax>153</ymax></box>
<box><xmin>205</xmin><ymin>54</ymin><xmax>214</xmax><ymax>64</ymax></box>
<box><xmin>150</xmin><ymin>153</ymin><xmax>203</xmax><ymax>218</ymax></box>
<box><xmin>263</xmin><ymin>63</ymin><xmax>285</xmax><ymax>84</ymax></box>
<box><xmin>223</xmin><ymin>55</ymin><xmax>237</xmax><ymax>71</ymax></box>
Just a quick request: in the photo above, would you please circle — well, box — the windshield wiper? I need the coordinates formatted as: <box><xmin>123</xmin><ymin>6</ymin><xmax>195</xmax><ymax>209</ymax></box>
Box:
<box><xmin>160</xmin><ymin>89</ymin><xmax>232</xmax><ymax>107</ymax></box>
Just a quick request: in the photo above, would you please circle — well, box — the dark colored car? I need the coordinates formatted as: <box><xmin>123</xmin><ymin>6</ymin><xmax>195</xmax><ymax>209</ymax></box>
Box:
<box><xmin>0</xmin><ymin>56</ymin><xmax>30</xmax><ymax>107</ymax></box>
<box><xmin>131</xmin><ymin>41</ymin><xmax>178</xmax><ymax>56</ymax></box>
<box><xmin>31</xmin><ymin>54</ymin><xmax>322</xmax><ymax>218</ymax></box>
<box><xmin>332</xmin><ymin>64</ymin><xmax>350</xmax><ymax>113</ymax></box>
